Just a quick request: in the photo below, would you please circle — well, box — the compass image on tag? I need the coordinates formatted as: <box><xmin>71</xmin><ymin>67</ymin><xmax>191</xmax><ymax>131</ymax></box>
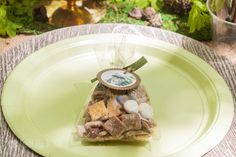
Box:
<box><xmin>97</xmin><ymin>68</ymin><xmax>140</xmax><ymax>90</ymax></box>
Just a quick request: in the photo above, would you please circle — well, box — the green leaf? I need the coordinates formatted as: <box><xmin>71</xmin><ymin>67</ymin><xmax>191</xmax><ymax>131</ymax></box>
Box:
<box><xmin>134</xmin><ymin>0</ymin><xmax>150</xmax><ymax>8</ymax></box>
<box><xmin>0</xmin><ymin>0</ymin><xmax>7</xmax><ymax>5</ymax></box>
<box><xmin>0</xmin><ymin>5</ymin><xmax>22</xmax><ymax>37</ymax></box>
<box><xmin>0</xmin><ymin>6</ymin><xmax>6</xmax><ymax>18</ymax></box>
<box><xmin>6</xmin><ymin>20</ymin><xmax>22</xmax><ymax>37</ymax></box>
<box><xmin>149</xmin><ymin>0</ymin><xmax>163</xmax><ymax>11</ymax></box>
<box><xmin>114</xmin><ymin>0</ymin><xmax>124</xmax><ymax>2</ymax></box>
<box><xmin>149</xmin><ymin>0</ymin><xmax>157</xmax><ymax>10</ymax></box>
<box><xmin>188</xmin><ymin>1</ymin><xmax>210</xmax><ymax>33</ymax></box>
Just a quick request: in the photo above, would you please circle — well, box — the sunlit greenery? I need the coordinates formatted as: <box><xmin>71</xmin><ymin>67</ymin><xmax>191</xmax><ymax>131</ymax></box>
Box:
<box><xmin>0</xmin><ymin>0</ymin><xmax>211</xmax><ymax>40</ymax></box>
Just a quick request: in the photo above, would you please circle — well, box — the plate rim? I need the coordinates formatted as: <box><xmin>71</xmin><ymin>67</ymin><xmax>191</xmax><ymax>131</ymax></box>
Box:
<box><xmin>1</xmin><ymin>33</ymin><xmax>234</xmax><ymax>157</ymax></box>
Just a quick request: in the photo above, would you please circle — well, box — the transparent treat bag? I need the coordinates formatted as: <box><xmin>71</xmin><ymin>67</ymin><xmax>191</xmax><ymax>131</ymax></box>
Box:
<box><xmin>72</xmin><ymin>35</ymin><xmax>157</xmax><ymax>143</ymax></box>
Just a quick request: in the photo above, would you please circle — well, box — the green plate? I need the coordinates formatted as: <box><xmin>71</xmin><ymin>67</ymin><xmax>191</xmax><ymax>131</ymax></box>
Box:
<box><xmin>1</xmin><ymin>34</ymin><xmax>234</xmax><ymax>157</ymax></box>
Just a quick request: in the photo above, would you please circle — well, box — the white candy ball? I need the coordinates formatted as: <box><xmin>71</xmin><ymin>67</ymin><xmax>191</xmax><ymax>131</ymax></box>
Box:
<box><xmin>124</xmin><ymin>100</ymin><xmax>139</xmax><ymax>114</ymax></box>
<box><xmin>139</xmin><ymin>103</ymin><xmax>153</xmax><ymax>119</ymax></box>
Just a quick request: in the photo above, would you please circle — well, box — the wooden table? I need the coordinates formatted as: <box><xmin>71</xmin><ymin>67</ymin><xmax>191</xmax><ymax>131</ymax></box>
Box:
<box><xmin>0</xmin><ymin>24</ymin><xmax>236</xmax><ymax>157</ymax></box>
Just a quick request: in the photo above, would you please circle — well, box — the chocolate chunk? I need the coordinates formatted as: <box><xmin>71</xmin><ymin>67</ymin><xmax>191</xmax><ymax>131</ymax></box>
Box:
<box><xmin>103</xmin><ymin>116</ymin><xmax>126</xmax><ymax>137</ymax></box>
<box><xmin>92</xmin><ymin>87</ymin><xmax>114</xmax><ymax>103</ymax></box>
<box><xmin>120</xmin><ymin>114</ymin><xmax>142</xmax><ymax>130</ymax></box>
<box><xmin>86</xmin><ymin>127</ymin><xmax>101</xmax><ymax>138</ymax></box>
<box><xmin>141</xmin><ymin>120</ymin><xmax>151</xmax><ymax>133</ymax></box>
<box><xmin>92</xmin><ymin>91</ymin><xmax>106</xmax><ymax>101</ymax></box>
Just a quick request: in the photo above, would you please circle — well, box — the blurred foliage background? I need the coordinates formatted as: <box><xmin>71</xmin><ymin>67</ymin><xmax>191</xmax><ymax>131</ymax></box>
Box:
<box><xmin>0</xmin><ymin>0</ymin><xmax>212</xmax><ymax>40</ymax></box>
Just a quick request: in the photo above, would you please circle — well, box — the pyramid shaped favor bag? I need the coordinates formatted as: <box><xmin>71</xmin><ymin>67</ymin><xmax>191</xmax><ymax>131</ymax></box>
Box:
<box><xmin>76</xmin><ymin>57</ymin><xmax>156</xmax><ymax>142</ymax></box>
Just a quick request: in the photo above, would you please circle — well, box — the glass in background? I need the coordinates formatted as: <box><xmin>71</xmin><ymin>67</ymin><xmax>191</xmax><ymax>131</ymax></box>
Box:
<box><xmin>207</xmin><ymin>0</ymin><xmax>236</xmax><ymax>55</ymax></box>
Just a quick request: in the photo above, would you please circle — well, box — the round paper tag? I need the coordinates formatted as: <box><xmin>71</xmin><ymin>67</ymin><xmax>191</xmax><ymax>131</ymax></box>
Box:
<box><xmin>97</xmin><ymin>68</ymin><xmax>140</xmax><ymax>90</ymax></box>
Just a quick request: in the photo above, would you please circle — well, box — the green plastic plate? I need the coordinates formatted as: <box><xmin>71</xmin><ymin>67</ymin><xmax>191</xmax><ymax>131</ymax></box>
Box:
<box><xmin>1</xmin><ymin>34</ymin><xmax>234</xmax><ymax>157</ymax></box>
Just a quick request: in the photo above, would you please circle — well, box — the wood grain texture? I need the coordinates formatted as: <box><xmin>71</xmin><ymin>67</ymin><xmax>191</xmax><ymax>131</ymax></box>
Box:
<box><xmin>0</xmin><ymin>35</ymin><xmax>33</xmax><ymax>55</ymax></box>
<box><xmin>0</xmin><ymin>24</ymin><xmax>236</xmax><ymax>157</ymax></box>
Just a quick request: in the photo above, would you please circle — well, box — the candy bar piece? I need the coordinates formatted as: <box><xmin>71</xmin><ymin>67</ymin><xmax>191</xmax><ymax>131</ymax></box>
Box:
<box><xmin>107</xmin><ymin>98</ymin><xmax>122</xmax><ymax>117</ymax></box>
<box><xmin>141</xmin><ymin>120</ymin><xmax>151</xmax><ymax>133</ymax></box>
<box><xmin>87</xmin><ymin>127</ymin><xmax>101</xmax><ymax>138</ymax></box>
<box><xmin>92</xmin><ymin>90</ymin><xmax>107</xmax><ymax>101</ymax></box>
<box><xmin>120</xmin><ymin>114</ymin><xmax>142</xmax><ymax>130</ymax></box>
<box><xmin>103</xmin><ymin>116</ymin><xmax>126</xmax><ymax>137</ymax></box>
<box><xmin>88</xmin><ymin>101</ymin><xmax>108</xmax><ymax>121</ymax></box>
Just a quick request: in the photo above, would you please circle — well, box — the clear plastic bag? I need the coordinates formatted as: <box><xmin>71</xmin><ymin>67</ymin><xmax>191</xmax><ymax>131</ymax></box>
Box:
<box><xmin>74</xmin><ymin>35</ymin><xmax>156</xmax><ymax>142</ymax></box>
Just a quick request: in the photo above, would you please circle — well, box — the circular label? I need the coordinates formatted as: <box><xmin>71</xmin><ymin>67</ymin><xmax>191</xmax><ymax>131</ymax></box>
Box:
<box><xmin>97</xmin><ymin>68</ymin><xmax>140</xmax><ymax>90</ymax></box>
